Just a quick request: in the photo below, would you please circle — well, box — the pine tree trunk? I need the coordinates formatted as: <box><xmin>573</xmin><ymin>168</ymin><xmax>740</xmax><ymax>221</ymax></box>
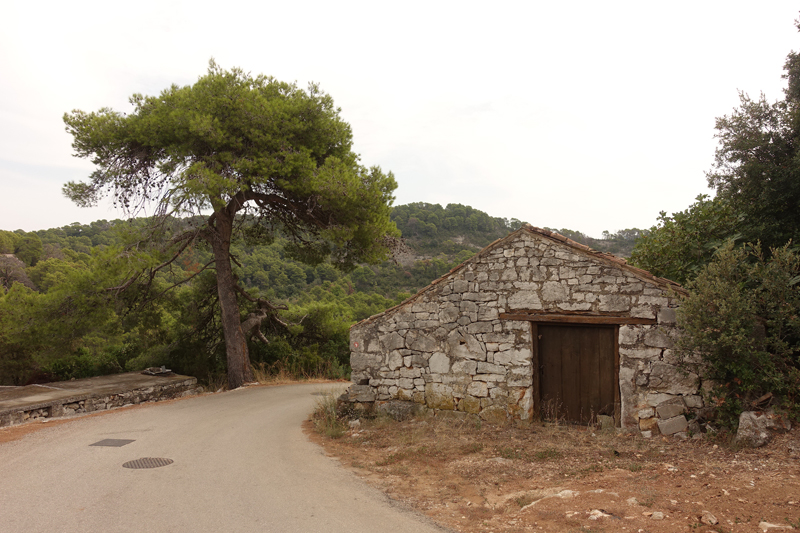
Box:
<box><xmin>209</xmin><ymin>211</ymin><xmax>254</xmax><ymax>389</ymax></box>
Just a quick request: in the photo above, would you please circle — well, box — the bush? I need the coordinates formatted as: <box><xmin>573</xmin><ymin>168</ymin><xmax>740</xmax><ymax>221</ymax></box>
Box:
<box><xmin>43</xmin><ymin>348</ymin><xmax>123</xmax><ymax>381</ymax></box>
<box><xmin>677</xmin><ymin>242</ymin><xmax>800</xmax><ymax>427</ymax></box>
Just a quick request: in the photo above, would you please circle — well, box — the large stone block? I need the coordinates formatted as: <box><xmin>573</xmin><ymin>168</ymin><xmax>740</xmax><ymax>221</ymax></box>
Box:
<box><xmin>493</xmin><ymin>348</ymin><xmax>531</xmax><ymax>366</ymax></box>
<box><xmin>735</xmin><ymin>410</ymin><xmax>792</xmax><ymax>448</ymax></box>
<box><xmin>349</xmin><ymin>385</ymin><xmax>376</xmax><ymax>402</ymax></box>
<box><xmin>618</xmin><ymin>325</ymin><xmax>642</xmax><ymax>346</ymax></box>
<box><xmin>630</xmin><ymin>306</ymin><xmax>656</xmax><ymax>319</ymax></box>
<box><xmin>458</xmin><ymin>395</ymin><xmax>481</xmax><ymax>414</ymax></box>
<box><xmin>451</xmin><ymin>360</ymin><xmax>477</xmax><ymax>374</ymax></box>
<box><xmin>467</xmin><ymin>381</ymin><xmax>489</xmax><ymax>397</ymax></box>
<box><xmin>646</xmin><ymin>392</ymin><xmax>677</xmax><ymax>406</ymax></box>
<box><xmin>429</xmin><ymin>352</ymin><xmax>450</xmax><ymax>374</ymax></box>
<box><xmin>657</xmin><ymin>307</ymin><xmax>677</xmax><ymax>324</ymax></box>
<box><xmin>657</xmin><ymin>415</ymin><xmax>688</xmax><ymax>435</ymax></box>
<box><xmin>639</xmin><ymin>417</ymin><xmax>660</xmax><ymax>433</ymax></box>
<box><xmin>425</xmin><ymin>383</ymin><xmax>455</xmax><ymax>410</ymax></box>
<box><xmin>507</xmin><ymin>375</ymin><xmax>532</xmax><ymax>387</ymax></box>
<box><xmin>619</xmin><ymin>347</ymin><xmax>662</xmax><ymax>360</ymax></box>
<box><xmin>656</xmin><ymin>401</ymin><xmax>685</xmax><ymax>419</ymax></box>
<box><xmin>407</xmin><ymin>331</ymin><xmax>439</xmax><ymax>352</ymax></box>
<box><xmin>447</xmin><ymin>330</ymin><xmax>486</xmax><ymax>361</ymax></box>
<box><xmin>351</xmin><ymin>352</ymin><xmax>382</xmax><ymax>372</ymax></box>
<box><xmin>540</xmin><ymin>281</ymin><xmax>567</xmax><ymax>301</ymax></box>
<box><xmin>467</xmin><ymin>321</ymin><xmax>494</xmax><ymax>334</ymax></box>
<box><xmin>438</xmin><ymin>306</ymin><xmax>460</xmax><ymax>324</ymax></box>
<box><xmin>638</xmin><ymin>295</ymin><xmax>670</xmax><ymax>307</ymax></box>
<box><xmin>379</xmin><ymin>331</ymin><xmax>405</xmax><ymax>351</ymax></box>
<box><xmin>599</xmin><ymin>294</ymin><xmax>631</xmax><ymax>312</ymax></box>
<box><xmin>508</xmin><ymin>291</ymin><xmax>543</xmax><ymax>309</ymax></box>
<box><xmin>386</xmin><ymin>351</ymin><xmax>403</xmax><ymax>371</ymax></box>
<box><xmin>477</xmin><ymin>361</ymin><xmax>505</xmax><ymax>374</ymax></box>
<box><xmin>648</xmin><ymin>362</ymin><xmax>698</xmax><ymax>394</ymax></box>
<box><xmin>644</xmin><ymin>328</ymin><xmax>674</xmax><ymax>349</ymax></box>
<box><xmin>478</xmin><ymin>307</ymin><xmax>499</xmax><ymax>321</ymax></box>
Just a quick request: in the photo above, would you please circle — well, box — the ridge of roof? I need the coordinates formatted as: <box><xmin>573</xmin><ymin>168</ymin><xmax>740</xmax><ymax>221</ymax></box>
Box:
<box><xmin>352</xmin><ymin>225</ymin><xmax>684</xmax><ymax>328</ymax></box>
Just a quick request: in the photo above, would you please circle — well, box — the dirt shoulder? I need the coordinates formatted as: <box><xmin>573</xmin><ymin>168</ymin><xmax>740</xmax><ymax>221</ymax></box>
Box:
<box><xmin>308</xmin><ymin>414</ymin><xmax>800</xmax><ymax>533</ymax></box>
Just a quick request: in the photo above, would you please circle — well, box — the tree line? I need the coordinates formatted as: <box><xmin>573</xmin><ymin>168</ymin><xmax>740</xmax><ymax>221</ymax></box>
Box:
<box><xmin>628</xmin><ymin>19</ymin><xmax>800</xmax><ymax>426</ymax></box>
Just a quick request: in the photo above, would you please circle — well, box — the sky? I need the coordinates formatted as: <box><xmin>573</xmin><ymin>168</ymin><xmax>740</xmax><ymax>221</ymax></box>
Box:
<box><xmin>1</xmin><ymin>1</ymin><xmax>799</xmax><ymax>238</ymax></box>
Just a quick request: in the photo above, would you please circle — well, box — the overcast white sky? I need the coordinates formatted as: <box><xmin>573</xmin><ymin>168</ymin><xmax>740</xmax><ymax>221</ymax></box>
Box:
<box><xmin>1</xmin><ymin>1</ymin><xmax>798</xmax><ymax>237</ymax></box>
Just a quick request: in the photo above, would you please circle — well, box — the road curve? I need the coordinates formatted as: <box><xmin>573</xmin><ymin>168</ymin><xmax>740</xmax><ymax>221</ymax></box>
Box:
<box><xmin>0</xmin><ymin>383</ymin><xmax>449</xmax><ymax>533</ymax></box>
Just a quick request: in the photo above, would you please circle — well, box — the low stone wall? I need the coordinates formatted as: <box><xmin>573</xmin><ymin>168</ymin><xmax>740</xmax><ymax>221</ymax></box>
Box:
<box><xmin>0</xmin><ymin>376</ymin><xmax>201</xmax><ymax>428</ymax></box>
<box><xmin>347</xmin><ymin>227</ymin><xmax>704</xmax><ymax>435</ymax></box>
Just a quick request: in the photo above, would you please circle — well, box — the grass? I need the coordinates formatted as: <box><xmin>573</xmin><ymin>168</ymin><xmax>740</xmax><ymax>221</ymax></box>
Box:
<box><xmin>310</xmin><ymin>392</ymin><xmax>348</xmax><ymax>439</ymax></box>
<box><xmin>533</xmin><ymin>447</ymin><xmax>562</xmax><ymax>461</ymax></box>
<box><xmin>514</xmin><ymin>493</ymin><xmax>537</xmax><ymax>507</ymax></box>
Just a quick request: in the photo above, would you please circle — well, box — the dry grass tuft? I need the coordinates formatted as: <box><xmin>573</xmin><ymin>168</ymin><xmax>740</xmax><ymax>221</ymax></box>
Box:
<box><xmin>309</xmin><ymin>392</ymin><xmax>348</xmax><ymax>439</ymax></box>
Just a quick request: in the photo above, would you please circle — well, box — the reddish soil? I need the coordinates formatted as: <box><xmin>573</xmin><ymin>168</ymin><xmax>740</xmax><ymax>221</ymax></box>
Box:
<box><xmin>308</xmin><ymin>415</ymin><xmax>800</xmax><ymax>533</ymax></box>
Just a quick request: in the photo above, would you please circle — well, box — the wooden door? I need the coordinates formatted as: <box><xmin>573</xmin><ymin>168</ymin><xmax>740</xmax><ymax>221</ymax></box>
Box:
<box><xmin>537</xmin><ymin>324</ymin><xmax>617</xmax><ymax>424</ymax></box>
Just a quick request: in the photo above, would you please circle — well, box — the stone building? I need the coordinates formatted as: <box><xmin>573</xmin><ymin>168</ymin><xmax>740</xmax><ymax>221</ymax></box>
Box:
<box><xmin>346</xmin><ymin>226</ymin><xmax>702</xmax><ymax>435</ymax></box>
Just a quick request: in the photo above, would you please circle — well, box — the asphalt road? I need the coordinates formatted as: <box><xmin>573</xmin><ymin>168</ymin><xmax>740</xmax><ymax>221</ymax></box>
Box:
<box><xmin>0</xmin><ymin>383</ymin><xmax>448</xmax><ymax>533</ymax></box>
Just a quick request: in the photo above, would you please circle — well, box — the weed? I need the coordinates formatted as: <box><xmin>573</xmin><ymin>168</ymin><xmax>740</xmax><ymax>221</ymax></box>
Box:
<box><xmin>461</xmin><ymin>442</ymin><xmax>484</xmax><ymax>454</ymax></box>
<box><xmin>628</xmin><ymin>462</ymin><xmax>643</xmax><ymax>472</ymax></box>
<box><xmin>533</xmin><ymin>448</ymin><xmax>562</xmax><ymax>461</ymax></box>
<box><xmin>637</xmin><ymin>488</ymin><xmax>657</xmax><ymax>508</ymax></box>
<box><xmin>204</xmin><ymin>373</ymin><xmax>228</xmax><ymax>393</ymax></box>
<box><xmin>498</xmin><ymin>447</ymin><xmax>523</xmax><ymax>460</ymax></box>
<box><xmin>311</xmin><ymin>392</ymin><xmax>348</xmax><ymax>439</ymax></box>
<box><xmin>541</xmin><ymin>398</ymin><xmax>567</xmax><ymax>425</ymax></box>
<box><xmin>515</xmin><ymin>494</ymin><xmax>536</xmax><ymax>507</ymax></box>
<box><xmin>577</xmin><ymin>464</ymin><xmax>605</xmax><ymax>477</ymax></box>
<box><xmin>252</xmin><ymin>362</ymin><xmax>296</xmax><ymax>384</ymax></box>
<box><xmin>376</xmin><ymin>450</ymin><xmax>411</xmax><ymax>466</ymax></box>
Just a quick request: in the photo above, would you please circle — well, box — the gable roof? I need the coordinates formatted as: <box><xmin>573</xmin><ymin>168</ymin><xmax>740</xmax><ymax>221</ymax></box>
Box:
<box><xmin>355</xmin><ymin>225</ymin><xmax>684</xmax><ymax>327</ymax></box>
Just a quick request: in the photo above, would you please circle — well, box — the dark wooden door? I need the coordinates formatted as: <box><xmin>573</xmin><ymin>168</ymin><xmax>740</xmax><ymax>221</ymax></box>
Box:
<box><xmin>538</xmin><ymin>325</ymin><xmax>616</xmax><ymax>424</ymax></box>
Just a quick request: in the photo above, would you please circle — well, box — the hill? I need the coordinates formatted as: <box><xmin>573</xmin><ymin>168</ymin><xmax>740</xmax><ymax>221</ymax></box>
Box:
<box><xmin>0</xmin><ymin>204</ymin><xmax>643</xmax><ymax>386</ymax></box>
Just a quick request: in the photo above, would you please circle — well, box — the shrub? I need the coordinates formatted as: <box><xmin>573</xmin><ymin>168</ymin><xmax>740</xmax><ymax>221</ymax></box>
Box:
<box><xmin>677</xmin><ymin>242</ymin><xmax>800</xmax><ymax>427</ymax></box>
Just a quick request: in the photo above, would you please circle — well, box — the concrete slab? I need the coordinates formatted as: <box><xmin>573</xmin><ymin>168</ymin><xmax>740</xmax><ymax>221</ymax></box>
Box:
<box><xmin>0</xmin><ymin>372</ymin><xmax>199</xmax><ymax>428</ymax></box>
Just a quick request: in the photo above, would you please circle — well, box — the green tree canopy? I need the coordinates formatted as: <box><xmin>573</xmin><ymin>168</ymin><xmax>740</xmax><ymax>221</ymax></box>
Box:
<box><xmin>633</xmin><ymin>20</ymin><xmax>800</xmax><ymax>283</ymax></box>
<box><xmin>63</xmin><ymin>61</ymin><xmax>399</xmax><ymax>388</ymax></box>
<box><xmin>676</xmin><ymin>243</ymin><xmax>800</xmax><ymax>426</ymax></box>
<box><xmin>629</xmin><ymin>195</ymin><xmax>740</xmax><ymax>284</ymax></box>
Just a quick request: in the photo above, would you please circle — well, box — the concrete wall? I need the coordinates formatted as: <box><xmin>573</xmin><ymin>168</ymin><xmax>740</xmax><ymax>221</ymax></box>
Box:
<box><xmin>347</xmin><ymin>227</ymin><xmax>701</xmax><ymax>434</ymax></box>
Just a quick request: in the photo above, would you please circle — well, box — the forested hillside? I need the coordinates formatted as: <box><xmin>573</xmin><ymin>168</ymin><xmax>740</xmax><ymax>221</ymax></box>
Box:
<box><xmin>0</xmin><ymin>203</ymin><xmax>641</xmax><ymax>386</ymax></box>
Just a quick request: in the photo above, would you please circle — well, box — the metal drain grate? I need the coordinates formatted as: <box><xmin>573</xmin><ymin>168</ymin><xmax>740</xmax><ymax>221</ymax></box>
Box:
<box><xmin>122</xmin><ymin>457</ymin><xmax>174</xmax><ymax>469</ymax></box>
<box><xmin>90</xmin><ymin>439</ymin><xmax>135</xmax><ymax>447</ymax></box>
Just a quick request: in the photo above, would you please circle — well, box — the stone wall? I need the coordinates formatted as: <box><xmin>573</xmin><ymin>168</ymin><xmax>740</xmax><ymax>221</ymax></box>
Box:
<box><xmin>0</xmin><ymin>376</ymin><xmax>200</xmax><ymax>428</ymax></box>
<box><xmin>347</xmin><ymin>227</ymin><xmax>702</xmax><ymax>434</ymax></box>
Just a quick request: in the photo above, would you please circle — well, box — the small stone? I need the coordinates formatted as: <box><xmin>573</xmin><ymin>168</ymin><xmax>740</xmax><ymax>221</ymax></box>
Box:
<box><xmin>588</xmin><ymin>509</ymin><xmax>611</xmax><ymax>520</ymax></box>
<box><xmin>700</xmin><ymin>511</ymin><xmax>718</xmax><ymax>525</ymax></box>
<box><xmin>736</xmin><ymin>410</ymin><xmax>792</xmax><ymax>448</ymax></box>
<box><xmin>651</xmin><ymin>511</ymin><xmax>664</xmax><ymax>520</ymax></box>
<box><xmin>758</xmin><ymin>521</ymin><xmax>794</xmax><ymax>531</ymax></box>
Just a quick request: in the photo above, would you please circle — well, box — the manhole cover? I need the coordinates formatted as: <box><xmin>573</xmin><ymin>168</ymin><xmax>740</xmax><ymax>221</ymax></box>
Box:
<box><xmin>122</xmin><ymin>458</ymin><xmax>173</xmax><ymax>469</ymax></box>
<box><xmin>90</xmin><ymin>439</ymin><xmax>135</xmax><ymax>447</ymax></box>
